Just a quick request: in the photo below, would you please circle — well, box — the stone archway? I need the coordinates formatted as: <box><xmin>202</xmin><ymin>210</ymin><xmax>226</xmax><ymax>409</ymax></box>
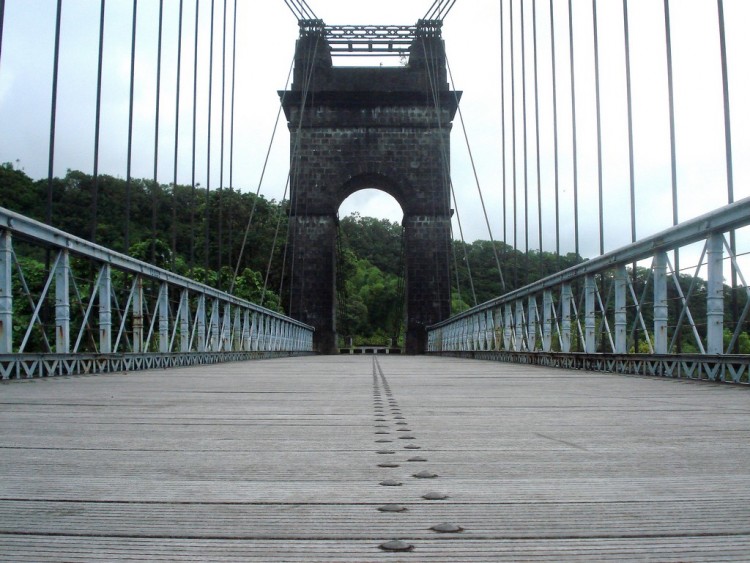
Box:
<box><xmin>280</xmin><ymin>25</ymin><xmax>460</xmax><ymax>354</ymax></box>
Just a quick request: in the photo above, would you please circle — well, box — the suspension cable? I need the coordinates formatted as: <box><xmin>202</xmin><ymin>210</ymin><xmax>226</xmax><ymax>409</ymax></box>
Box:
<box><xmin>0</xmin><ymin>0</ymin><xmax>6</xmax><ymax>69</ymax></box>
<box><xmin>446</xmin><ymin>57</ymin><xmax>506</xmax><ymax>290</ymax></box>
<box><xmin>92</xmin><ymin>0</ymin><xmax>106</xmax><ymax>244</ymax></box>
<box><xmin>283</xmin><ymin>0</ymin><xmax>317</xmax><ymax>20</ymax></box>
<box><xmin>449</xmin><ymin>178</ymin><xmax>478</xmax><ymax>306</ymax></box>
<box><xmin>423</xmin><ymin>0</ymin><xmax>458</xmax><ymax>21</ymax></box>
<box><xmin>229</xmin><ymin>56</ymin><xmax>294</xmax><ymax>293</ymax></box>
<box><xmin>46</xmin><ymin>0</ymin><xmax>63</xmax><ymax>227</ymax></box>
<box><xmin>171</xmin><ymin>0</ymin><xmax>184</xmax><ymax>261</ymax></box>
<box><xmin>205</xmin><ymin>0</ymin><xmax>215</xmax><ymax>275</ymax></box>
<box><xmin>152</xmin><ymin>0</ymin><xmax>164</xmax><ymax>263</ymax></box>
<box><xmin>260</xmin><ymin>176</ymin><xmax>290</xmax><ymax>307</ymax></box>
<box><xmin>230</xmin><ymin>32</ymin><xmax>319</xmax><ymax>298</ymax></box>
<box><xmin>125</xmin><ymin>0</ymin><xmax>138</xmax><ymax>252</ymax></box>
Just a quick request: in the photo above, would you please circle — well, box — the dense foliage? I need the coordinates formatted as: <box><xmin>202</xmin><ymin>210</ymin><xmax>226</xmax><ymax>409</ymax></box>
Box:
<box><xmin>0</xmin><ymin>163</ymin><xmax>285</xmax><ymax>310</ymax></box>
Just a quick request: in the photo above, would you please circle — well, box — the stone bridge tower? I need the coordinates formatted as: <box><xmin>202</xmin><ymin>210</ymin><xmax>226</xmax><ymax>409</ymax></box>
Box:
<box><xmin>280</xmin><ymin>20</ymin><xmax>460</xmax><ymax>354</ymax></box>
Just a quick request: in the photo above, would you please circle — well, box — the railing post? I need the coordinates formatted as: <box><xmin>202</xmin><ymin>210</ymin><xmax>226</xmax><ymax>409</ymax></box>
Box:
<box><xmin>585</xmin><ymin>275</ymin><xmax>596</xmax><ymax>353</ymax></box>
<box><xmin>614</xmin><ymin>264</ymin><xmax>627</xmax><ymax>353</ymax></box>
<box><xmin>132</xmin><ymin>275</ymin><xmax>143</xmax><ymax>353</ymax></box>
<box><xmin>241</xmin><ymin>309</ymin><xmax>249</xmax><ymax>351</ymax></box>
<box><xmin>180</xmin><ymin>290</ymin><xmax>189</xmax><ymax>352</ymax></box>
<box><xmin>257</xmin><ymin>315</ymin><xmax>265</xmax><ymax>351</ymax></box>
<box><xmin>158</xmin><ymin>282</ymin><xmax>169</xmax><ymax>353</ymax></box>
<box><xmin>55</xmin><ymin>249</ymin><xmax>70</xmax><ymax>353</ymax></box>
<box><xmin>232</xmin><ymin>307</ymin><xmax>241</xmax><ymax>351</ymax></box>
<box><xmin>542</xmin><ymin>290</ymin><xmax>552</xmax><ymax>352</ymax></box>
<box><xmin>493</xmin><ymin>307</ymin><xmax>503</xmax><ymax>350</ymax></box>
<box><xmin>653</xmin><ymin>252</ymin><xmax>668</xmax><ymax>354</ymax></box>
<box><xmin>528</xmin><ymin>295</ymin><xmax>538</xmax><ymax>352</ymax></box>
<box><xmin>504</xmin><ymin>303</ymin><xmax>512</xmax><ymax>350</ymax></box>
<box><xmin>706</xmin><ymin>233</ymin><xmax>724</xmax><ymax>354</ymax></box>
<box><xmin>0</xmin><ymin>231</ymin><xmax>12</xmax><ymax>353</ymax></box>
<box><xmin>250</xmin><ymin>313</ymin><xmax>258</xmax><ymax>350</ymax></box>
<box><xmin>221</xmin><ymin>302</ymin><xmax>231</xmax><ymax>351</ymax></box>
<box><xmin>484</xmin><ymin>310</ymin><xmax>493</xmax><ymax>350</ymax></box>
<box><xmin>473</xmin><ymin>313</ymin><xmax>481</xmax><ymax>350</ymax></box>
<box><xmin>99</xmin><ymin>264</ymin><xmax>112</xmax><ymax>354</ymax></box>
<box><xmin>515</xmin><ymin>300</ymin><xmax>524</xmax><ymax>351</ymax></box>
<box><xmin>210</xmin><ymin>299</ymin><xmax>219</xmax><ymax>351</ymax></box>
<box><xmin>561</xmin><ymin>283</ymin><xmax>572</xmax><ymax>353</ymax></box>
<box><xmin>196</xmin><ymin>294</ymin><xmax>206</xmax><ymax>352</ymax></box>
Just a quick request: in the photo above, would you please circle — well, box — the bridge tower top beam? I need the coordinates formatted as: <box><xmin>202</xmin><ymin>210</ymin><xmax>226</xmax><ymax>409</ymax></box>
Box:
<box><xmin>296</xmin><ymin>19</ymin><xmax>444</xmax><ymax>57</ymax></box>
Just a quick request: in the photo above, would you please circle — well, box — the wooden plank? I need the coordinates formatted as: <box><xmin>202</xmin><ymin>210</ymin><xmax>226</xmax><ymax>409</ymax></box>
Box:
<box><xmin>1</xmin><ymin>355</ymin><xmax>749</xmax><ymax>561</ymax></box>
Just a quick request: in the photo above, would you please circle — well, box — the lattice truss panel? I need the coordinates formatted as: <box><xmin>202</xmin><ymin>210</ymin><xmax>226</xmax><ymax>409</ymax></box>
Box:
<box><xmin>429</xmin><ymin>199</ymin><xmax>750</xmax><ymax>383</ymax></box>
<box><xmin>0</xmin><ymin>209</ymin><xmax>313</xmax><ymax>379</ymax></box>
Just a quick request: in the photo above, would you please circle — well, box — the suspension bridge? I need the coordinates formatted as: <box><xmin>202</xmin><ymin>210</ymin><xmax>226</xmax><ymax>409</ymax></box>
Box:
<box><xmin>0</xmin><ymin>0</ymin><xmax>749</xmax><ymax>560</ymax></box>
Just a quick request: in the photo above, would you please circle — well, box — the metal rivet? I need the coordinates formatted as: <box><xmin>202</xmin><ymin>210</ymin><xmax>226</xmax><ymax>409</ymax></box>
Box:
<box><xmin>375</xmin><ymin>431</ymin><xmax>389</xmax><ymax>435</ymax></box>
<box><xmin>430</xmin><ymin>523</ymin><xmax>463</xmax><ymax>533</ymax></box>
<box><xmin>375</xmin><ymin>424</ymin><xmax>388</xmax><ymax>428</ymax></box>
<box><xmin>396</xmin><ymin>421</ymin><xmax>408</xmax><ymax>425</ymax></box>
<box><xmin>379</xmin><ymin>479</ymin><xmax>402</xmax><ymax>486</ymax></box>
<box><xmin>379</xmin><ymin>540</ymin><xmax>414</xmax><ymax>552</ymax></box>
<box><xmin>422</xmin><ymin>491</ymin><xmax>449</xmax><ymax>500</ymax></box>
<box><xmin>377</xmin><ymin>449</ymin><xmax>395</xmax><ymax>454</ymax></box>
<box><xmin>397</xmin><ymin>428</ymin><xmax>411</xmax><ymax>432</ymax></box>
<box><xmin>398</xmin><ymin>435</ymin><xmax>416</xmax><ymax>440</ymax></box>
<box><xmin>378</xmin><ymin>462</ymin><xmax>400</xmax><ymax>468</ymax></box>
<box><xmin>394</xmin><ymin>415</ymin><xmax>405</xmax><ymax>420</ymax></box>
<box><xmin>413</xmin><ymin>470</ymin><xmax>438</xmax><ymax>479</ymax></box>
<box><xmin>404</xmin><ymin>444</ymin><xmax>421</xmax><ymax>449</ymax></box>
<box><xmin>407</xmin><ymin>456</ymin><xmax>427</xmax><ymax>462</ymax></box>
<box><xmin>375</xmin><ymin>418</ymin><xmax>386</xmax><ymax>422</ymax></box>
<box><xmin>378</xmin><ymin>504</ymin><xmax>407</xmax><ymax>512</ymax></box>
<box><xmin>375</xmin><ymin>439</ymin><xmax>392</xmax><ymax>443</ymax></box>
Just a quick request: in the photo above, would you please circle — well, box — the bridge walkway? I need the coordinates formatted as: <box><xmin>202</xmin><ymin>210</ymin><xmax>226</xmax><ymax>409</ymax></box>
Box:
<box><xmin>1</xmin><ymin>356</ymin><xmax>749</xmax><ymax>561</ymax></box>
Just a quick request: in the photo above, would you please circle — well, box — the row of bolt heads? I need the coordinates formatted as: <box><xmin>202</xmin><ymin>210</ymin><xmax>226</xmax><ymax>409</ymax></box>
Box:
<box><xmin>373</xmin><ymin>380</ymin><xmax>462</xmax><ymax>553</ymax></box>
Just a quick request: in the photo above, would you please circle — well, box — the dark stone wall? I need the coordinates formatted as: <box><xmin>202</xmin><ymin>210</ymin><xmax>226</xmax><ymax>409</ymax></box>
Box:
<box><xmin>281</xmin><ymin>32</ymin><xmax>459</xmax><ymax>354</ymax></box>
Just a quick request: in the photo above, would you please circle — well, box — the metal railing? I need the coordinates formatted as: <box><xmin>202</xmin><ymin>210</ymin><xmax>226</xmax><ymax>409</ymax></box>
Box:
<box><xmin>428</xmin><ymin>197</ymin><xmax>750</xmax><ymax>383</ymax></box>
<box><xmin>0</xmin><ymin>207</ymin><xmax>314</xmax><ymax>379</ymax></box>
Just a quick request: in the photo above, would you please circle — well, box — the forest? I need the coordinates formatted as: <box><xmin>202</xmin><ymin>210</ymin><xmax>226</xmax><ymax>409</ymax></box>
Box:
<box><xmin>1</xmin><ymin>161</ymin><xmax>748</xmax><ymax>352</ymax></box>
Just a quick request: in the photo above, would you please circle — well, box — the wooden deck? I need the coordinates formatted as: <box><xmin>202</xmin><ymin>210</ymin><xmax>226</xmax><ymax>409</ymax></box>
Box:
<box><xmin>1</xmin><ymin>355</ymin><xmax>749</xmax><ymax>561</ymax></box>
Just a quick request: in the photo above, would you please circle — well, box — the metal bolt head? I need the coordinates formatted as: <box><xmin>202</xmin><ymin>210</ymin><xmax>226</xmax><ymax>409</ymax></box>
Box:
<box><xmin>377</xmin><ymin>449</ymin><xmax>395</xmax><ymax>454</ymax></box>
<box><xmin>404</xmin><ymin>444</ymin><xmax>421</xmax><ymax>449</ymax></box>
<box><xmin>399</xmin><ymin>435</ymin><xmax>416</xmax><ymax>440</ymax></box>
<box><xmin>407</xmin><ymin>456</ymin><xmax>427</xmax><ymax>462</ymax></box>
<box><xmin>430</xmin><ymin>522</ymin><xmax>463</xmax><ymax>533</ymax></box>
<box><xmin>422</xmin><ymin>491</ymin><xmax>449</xmax><ymax>500</ymax></box>
<box><xmin>379</xmin><ymin>479</ymin><xmax>402</xmax><ymax>486</ymax></box>
<box><xmin>375</xmin><ymin>439</ymin><xmax>392</xmax><ymax>443</ymax></box>
<box><xmin>379</xmin><ymin>539</ymin><xmax>414</xmax><ymax>552</ymax></box>
<box><xmin>413</xmin><ymin>470</ymin><xmax>438</xmax><ymax>479</ymax></box>
<box><xmin>378</xmin><ymin>504</ymin><xmax>407</xmax><ymax>512</ymax></box>
<box><xmin>378</xmin><ymin>462</ymin><xmax>400</xmax><ymax>468</ymax></box>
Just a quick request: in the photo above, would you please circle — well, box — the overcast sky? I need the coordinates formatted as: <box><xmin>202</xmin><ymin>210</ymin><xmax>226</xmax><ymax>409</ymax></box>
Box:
<box><xmin>0</xmin><ymin>0</ymin><xmax>748</xmax><ymax>272</ymax></box>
